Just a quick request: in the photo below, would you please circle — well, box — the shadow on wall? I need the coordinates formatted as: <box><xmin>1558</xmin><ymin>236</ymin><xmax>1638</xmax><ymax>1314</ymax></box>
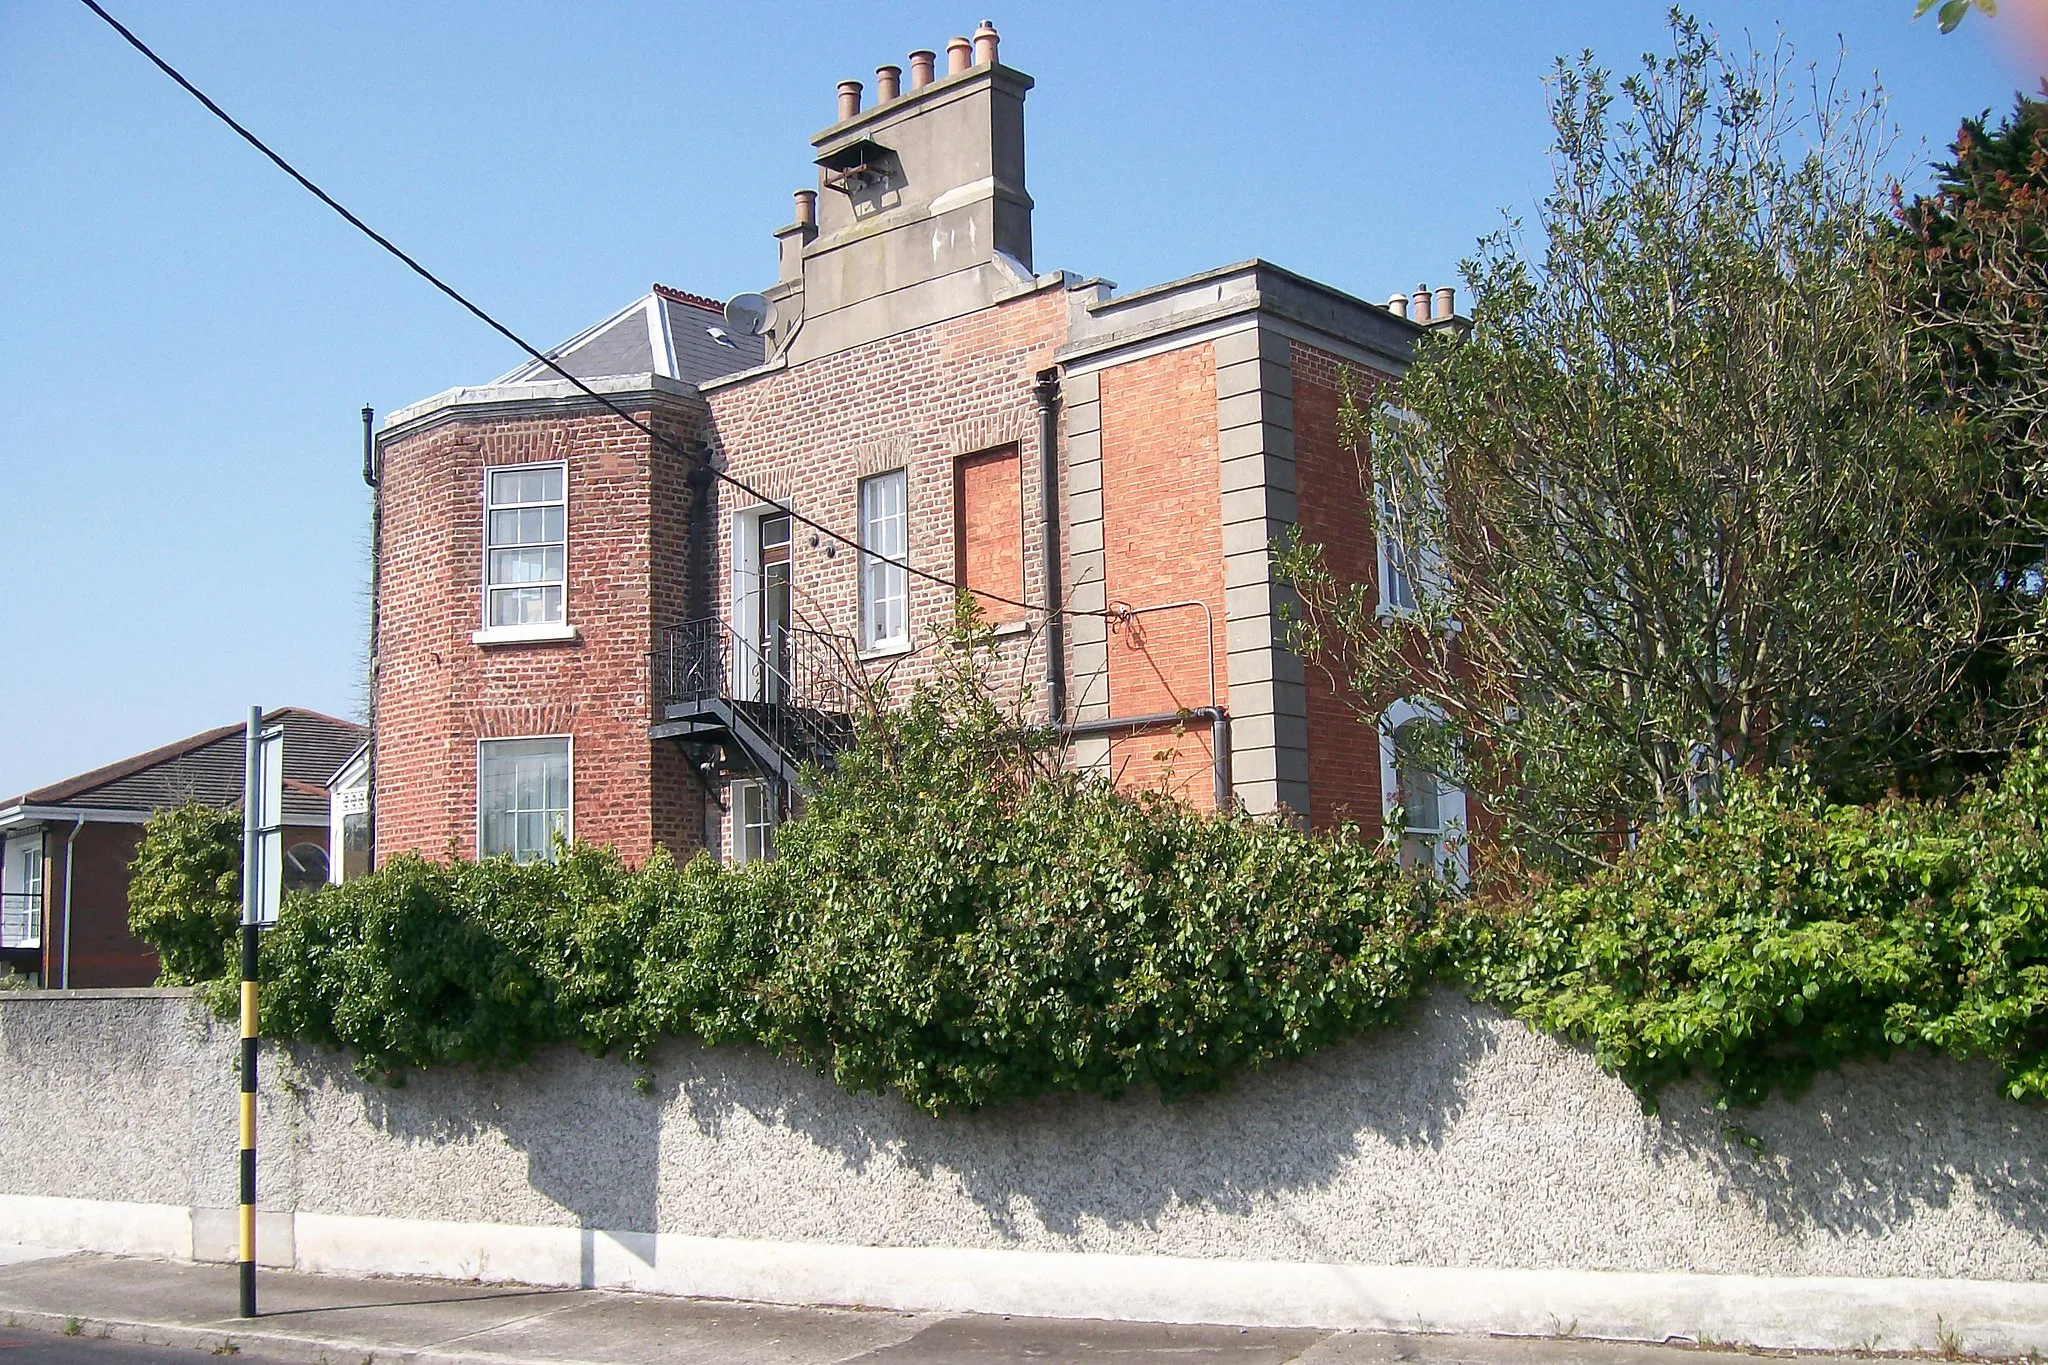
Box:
<box><xmin>279</xmin><ymin>991</ymin><xmax>2048</xmax><ymax>1271</ymax></box>
<box><xmin>1653</xmin><ymin>1058</ymin><xmax>2048</xmax><ymax>1244</ymax></box>
<box><xmin>304</xmin><ymin>1048</ymin><xmax>663</xmax><ymax>1287</ymax></box>
<box><xmin>665</xmin><ymin>996</ymin><xmax>1497</xmax><ymax>1241</ymax></box>
<box><xmin>663</xmin><ymin>992</ymin><xmax>2048</xmax><ymax>1257</ymax></box>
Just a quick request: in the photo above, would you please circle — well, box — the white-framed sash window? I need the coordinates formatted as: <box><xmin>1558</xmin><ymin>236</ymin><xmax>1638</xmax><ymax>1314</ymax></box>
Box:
<box><xmin>478</xmin><ymin>736</ymin><xmax>572</xmax><ymax>863</ymax></box>
<box><xmin>1378</xmin><ymin>699</ymin><xmax>1470</xmax><ymax>886</ymax></box>
<box><xmin>731</xmin><ymin>780</ymin><xmax>777</xmax><ymax>865</ymax></box>
<box><xmin>858</xmin><ymin>469</ymin><xmax>908</xmax><ymax>650</ymax></box>
<box><xmin>1377</xmin><ymin>471</ymin><xmax>1419</xmax><ymax>616</ymax></box>
<box><xmin>484</xmin><ymin>463</ymin><xmax>567</xmax><ymax>629</ymax></box>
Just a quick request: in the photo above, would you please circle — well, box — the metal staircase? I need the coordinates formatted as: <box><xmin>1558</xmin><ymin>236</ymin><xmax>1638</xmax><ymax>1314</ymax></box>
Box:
<box><xmin>650</xmin><ymin>618</ymin><xmax>857</xmax><ymax>791</ymax></box>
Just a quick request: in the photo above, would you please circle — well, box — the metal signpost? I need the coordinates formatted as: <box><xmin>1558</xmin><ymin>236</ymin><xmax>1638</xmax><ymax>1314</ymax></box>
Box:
<box><xmin>238</xmin><ymin>707</ymin><xmax>283</xmax><ymax>1318</ymax></box>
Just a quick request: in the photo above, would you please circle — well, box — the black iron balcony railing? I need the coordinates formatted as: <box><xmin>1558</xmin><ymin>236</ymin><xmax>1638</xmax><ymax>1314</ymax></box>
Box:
<box><xmin>652</xmin><ymin>618</ymin><xmax>857</xmax><ymax>785</ymax></box>
<box><xmin>1</xmin><ymin>891</ymin><xmax>42</xmax><ymax>950</ymax></box>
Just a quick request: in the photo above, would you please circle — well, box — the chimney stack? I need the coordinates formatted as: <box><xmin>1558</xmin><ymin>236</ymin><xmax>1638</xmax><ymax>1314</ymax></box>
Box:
<box><xmin>784</xmin><ymin>26</ymin><xmax>1035</xmax><ymax>363</ymax></box>
<box><xmin>1411</xmin><ymin>284</ymin><xmax>1431</xmax><ymax>322</ymax></box>
<box><xmin>1387</xmin><ymin>293</ymin><xmax>1409</xmax><ymax>320</ymax></box>
<box><xmin>1434</xmin><ymin>286</ymin><xmax>1455</xmax><ymax>320</ymax></box>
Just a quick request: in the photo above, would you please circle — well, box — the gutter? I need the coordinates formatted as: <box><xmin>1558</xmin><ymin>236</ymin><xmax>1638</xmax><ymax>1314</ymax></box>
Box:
<box><xmin>59</xmin><ymin>811</ymin><xmax>83</xmax><ymax>991</ymax></box>
<box><xmin>0</xmin><ymin>805</ymin><xmax>152</xmax><ymax>829</ymax></box>
<box><xmin>363</xmin><ymin>405</ymin><xmax>379</xmax><ymax>873</ymax></box>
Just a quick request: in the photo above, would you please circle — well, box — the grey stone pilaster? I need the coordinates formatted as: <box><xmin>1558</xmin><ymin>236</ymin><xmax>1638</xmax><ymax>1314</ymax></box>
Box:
<box><xmin>1214</xmin><ymin>324</ymin><xmax>1310</xmax><ymax>818</ymax></box>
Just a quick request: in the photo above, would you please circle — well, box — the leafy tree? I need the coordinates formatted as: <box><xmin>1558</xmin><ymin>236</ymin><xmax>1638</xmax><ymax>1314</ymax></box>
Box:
<box><xmin>1894</xmin><ymin>91</ymin><xmax>2048</xmax><ymax>767</ymax></box>
<box><xmin>127</xmin><ymin>802</ymin><xmax>241</xmax><ymax>985</ymax></box>
<box><xmin>1281</xmin><ymin>15</ymin><xmax>1985</xmax><ymax>868</ymax></box>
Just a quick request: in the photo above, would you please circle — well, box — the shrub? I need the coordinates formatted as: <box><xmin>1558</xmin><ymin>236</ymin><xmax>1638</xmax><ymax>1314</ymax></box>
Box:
<box><xmin>123</xmin><ymin>623</ymin><xmax>2048</xmax><ymax>1113</ymax></box>
<box><xmin>128</xmin><ymin>803</ymin><xmax>242</xmax><ymax>985</ymax></box>
<box><xmin>1455</xmin><ymin>736</ymin><xmax>2048</xmax><ymax>1106</ymax></box>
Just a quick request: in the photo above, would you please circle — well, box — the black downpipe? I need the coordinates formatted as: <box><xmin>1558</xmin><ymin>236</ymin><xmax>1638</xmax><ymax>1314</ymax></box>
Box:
<box><xmin>1033</xmin><ymin>369</ymin><xmax>1065</xmax><ymax>727</ymax></box>
<box><xmin>361</xmin><ymin>405</ymin><xmax>379</xmax><ymax>872</ymax></box>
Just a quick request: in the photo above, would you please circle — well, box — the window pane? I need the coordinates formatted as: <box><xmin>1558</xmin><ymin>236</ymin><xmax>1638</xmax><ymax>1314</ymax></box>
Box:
<box><xmin>491</xmin><ymin>466</ymin><xmax>563</xmax><ymax>507</ymax></box>
<box><xmin>859</xmin><ymin>471</ymin><xmax>909</xmax><ymax>647</ymax></box>
<box><xmin>479</xmin><ymin>738</ymin><xmax>571</xmax><ymax>863</ymax></box>
<box><xmin>490</xmin><ymin>547</ymin><xmax>562</xmax><ymax>585</ymax></box>
<box><xmin>1393</xmin><ymin>722</ymin><xmax>1440</xmax><ymax>833</ymax></box>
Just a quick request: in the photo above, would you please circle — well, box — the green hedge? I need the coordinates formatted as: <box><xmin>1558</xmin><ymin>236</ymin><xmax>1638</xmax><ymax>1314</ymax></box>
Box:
<box><xmin>1454</xmin><ymin>742</ymin><xmax>2048</xmax><ymax>1107</ymax></box>
<box><xmin>131</xmin><ymin>637</ymin><xmax>2048</xmax><ymax>1113</ymax></box>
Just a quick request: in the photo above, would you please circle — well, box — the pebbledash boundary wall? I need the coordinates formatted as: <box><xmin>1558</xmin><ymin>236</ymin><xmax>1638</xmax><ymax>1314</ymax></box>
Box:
<box><xmin>4</xmin><ymin>989</ymin><xmax>2046</xmax><ymax>1354</ymax></box>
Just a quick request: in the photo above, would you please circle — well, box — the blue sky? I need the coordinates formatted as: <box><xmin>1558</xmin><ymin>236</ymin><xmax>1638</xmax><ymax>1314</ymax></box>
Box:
<box><xmin>0</xmin><ymin>1</ymin><xmax>2035</xmax><ymax>796</ymax></box>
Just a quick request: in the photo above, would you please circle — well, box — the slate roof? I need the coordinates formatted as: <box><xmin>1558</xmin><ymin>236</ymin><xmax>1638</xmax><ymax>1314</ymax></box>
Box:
<box><xmin>493</xmin><ymin>283</ymin><xmax>765</xmax><ymax>389</ymax></box>
<box><xmin>2</xmin><ymin>709</ymin><xmax>367</xmax><ymax>827</ymax></box>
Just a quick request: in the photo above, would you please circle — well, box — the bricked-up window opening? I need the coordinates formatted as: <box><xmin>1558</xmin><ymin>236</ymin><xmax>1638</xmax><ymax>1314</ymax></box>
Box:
<box><xmin>954</xmin><ymin>447</ymin><xmax>1025</xmax><ymax>625</ymax></box>
<box><xmin>485</xmin><ymin>464</ymin><xmax>567</xmax><ymax>629</ymax></box>
<box><xmin>732</xmin><ymin>780</ymin><xmax>776</xmax><ymax>865</ymax></box>
<box><xmin>859</xmin><ymin>470</ymin><xmax>908</xmax><ymax>650</ymax></box>
<box><xmin>478</xmin><ymin>737</ymin><xmax>571</xmax><ymax>863</ymax></box>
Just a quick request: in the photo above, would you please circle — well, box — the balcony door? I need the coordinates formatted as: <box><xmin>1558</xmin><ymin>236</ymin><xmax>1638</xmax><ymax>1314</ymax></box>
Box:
<box><xmin>758</xmin><ymin>513</ymin><xmax>792</xmax><ymax>705</ymax></box>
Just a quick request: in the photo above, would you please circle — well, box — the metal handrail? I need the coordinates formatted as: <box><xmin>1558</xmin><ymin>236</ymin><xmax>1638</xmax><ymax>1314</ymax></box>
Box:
<box><xmin>653</xmin><ymin>618</ymin><xmax>858</xmax><ymax>776</ymax></box>
<box><xmin>0</xmin><ymin>891</ymin><xmax>42</xmax><ymax>949</ymax></box>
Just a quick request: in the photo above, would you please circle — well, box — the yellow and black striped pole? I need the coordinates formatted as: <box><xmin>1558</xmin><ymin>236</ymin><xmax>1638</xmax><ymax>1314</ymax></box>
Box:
<box><xmin>237</xmin><ymin>707</ymin><xmax>261</xmax><ymax>1318</ymax></box>
<box><xmin>238</xmin><ymin>919</ymin><xmax>258</xmax><ymax>1316</ymax></box>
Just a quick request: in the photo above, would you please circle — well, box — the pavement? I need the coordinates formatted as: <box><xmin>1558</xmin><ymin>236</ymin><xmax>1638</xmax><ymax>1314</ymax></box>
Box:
<box><xmin>0</xmin><ymin>1246</ymin><xmax>1897</xmax><ymax>1365</ymax></box>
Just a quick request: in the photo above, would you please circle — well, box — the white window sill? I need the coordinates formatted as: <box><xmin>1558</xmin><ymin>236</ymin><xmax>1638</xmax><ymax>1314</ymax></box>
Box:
<box><xmin>992</xmin><ymin>619</ymin><xmax>1030</xmax><ymax>638</ymax></box>
<box><xmin>473</xmin><ymin>623</ymin><xmax>580</xmax><ymax>646</ymax></box>
<box><xmin>857</xmin><ymin>639</ymin><xmax>913</xmax><ymax>662</ymax></box>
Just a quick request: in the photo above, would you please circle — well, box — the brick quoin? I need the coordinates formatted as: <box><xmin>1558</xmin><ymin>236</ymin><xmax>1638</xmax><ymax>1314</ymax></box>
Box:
<box><xmin>1292</xmin><ymin>342</ymin><xmax>1394</xmax><ymax>837</ymax></box>
<box><xmin>1097</xmin><ymin>342</ymin><xmax>1227</xmax><ymax>810</ymax></box>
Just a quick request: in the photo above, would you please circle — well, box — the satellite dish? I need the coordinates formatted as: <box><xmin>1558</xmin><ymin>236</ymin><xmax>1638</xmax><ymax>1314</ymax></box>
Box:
<box><xmin>723</xmin><ymin>292</ymin><xmax>771</xmax><ymax>337</ymax></box>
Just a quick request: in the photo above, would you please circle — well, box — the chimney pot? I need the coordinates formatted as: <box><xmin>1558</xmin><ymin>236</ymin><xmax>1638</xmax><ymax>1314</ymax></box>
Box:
<box><xmin>946</xmin><ymin>35</ymin><xmax>972</xmax><ymax>75</ymax></box>
<box><xmin>794</xmin><ymin>189</ymin><xmax>817</xmax><ymax>227</ymax></box>
<box><xmin>908</xmin><ymin>49</ymin><xmax>936</xmax><ymax>89</ymax></box>
<box><xmin>875</xmin><ymin>64</ymin><xmax>901</xmax><ymax>101</ymax></box>
<box><xmin>1434</xmin><ymin>286</ymin><xmax>1455</xmax><ymax>320</ymax></box>
<box><xmin>836</xmin><ymin>79</ymin><xmax>863</xmax><ymax>122</ymax></box>
<box><xmin>1387</xmin><ymin>293</ymin><xmax>1409</xmax><ymax>320</ymax></box>
<box><xmin>1412</xmin><ymin>284</ymin><xmax>1431</xmax><ymax>322</ymax></box>
<box><xmin>972</xmin><ymin>19</ymin><xmax>999</xmax><ymax>66</ymax></box>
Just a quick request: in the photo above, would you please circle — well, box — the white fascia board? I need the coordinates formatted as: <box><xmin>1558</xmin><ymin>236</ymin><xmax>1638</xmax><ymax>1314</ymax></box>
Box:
<box><xmin>0</xmin><ymin>805</ymin><xmax>154</xmax><ymax>829</ymax></box>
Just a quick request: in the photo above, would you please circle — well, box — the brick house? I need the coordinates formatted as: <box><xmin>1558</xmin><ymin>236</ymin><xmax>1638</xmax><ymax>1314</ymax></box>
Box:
<box><xmin>0</xmin><ymin>708</ymin><xmax>366</xmax><ymax>988</ymax></box>
<box><xmin>368</xmin><ymin>24</ymin><xmax>1470</xmax><ymax>878</ymax></box>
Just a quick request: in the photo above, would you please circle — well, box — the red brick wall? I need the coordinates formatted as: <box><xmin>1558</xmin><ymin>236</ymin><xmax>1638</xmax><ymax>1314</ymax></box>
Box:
<box><xmin>1292</xmin><ymin>342</ymin><xmax>1394</xmax><ymax>835</ymax></box>
<box><xmin>702</xmin><ymin>286</ymin><xmax>1069</xmax><ymax>721</ymax></box>
<box><xmin>955</xmin><ymin>446</ymin><xmax>1025</xmax><ymax>625</ymax></box>
<box><xmin>374</xmin><ymin>403</ymin><xmax>709</xmax><ymax>867</ymax></box>
<box><xmin>1097</xmin><ymin>343</ymin><xmax>1227</xmax><ymax>809</ymax></box>
<box><xmin>37</xmin><ymin>822</ymin><xmax>153</xmax><ymax>988</ymax></box>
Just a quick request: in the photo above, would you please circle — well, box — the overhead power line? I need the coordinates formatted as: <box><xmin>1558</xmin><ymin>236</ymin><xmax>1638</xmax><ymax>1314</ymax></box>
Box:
<box><xmin>76</xmin><ymin>0</ymin><xmax>1079</xmax><ymax>620</ymax></box>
